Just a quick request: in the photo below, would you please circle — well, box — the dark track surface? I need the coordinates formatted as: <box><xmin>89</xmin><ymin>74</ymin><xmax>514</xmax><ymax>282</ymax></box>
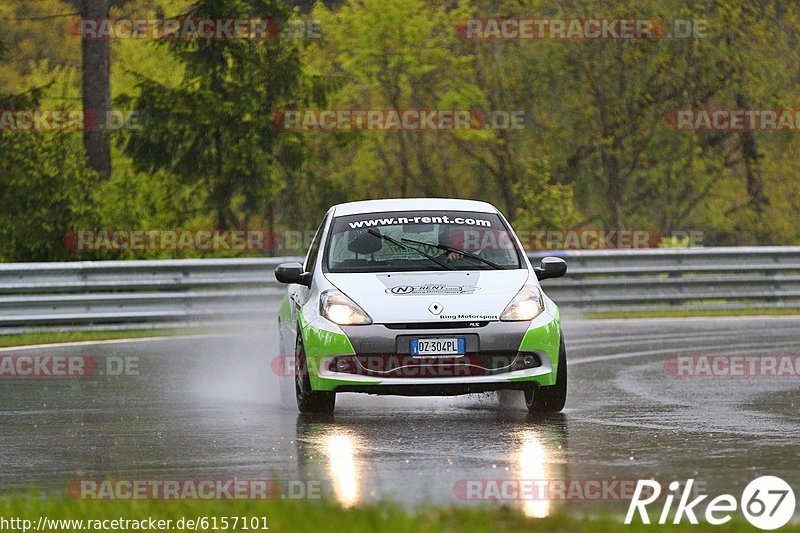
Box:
<box><xmin>1</xmin><ymin>316</ymin><xmax>798</xmax><ymax>516</ymax></box>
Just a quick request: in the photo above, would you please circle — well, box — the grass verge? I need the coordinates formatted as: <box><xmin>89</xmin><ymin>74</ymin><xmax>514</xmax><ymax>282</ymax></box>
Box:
<box><xmin>586</xmin><ymin>308</ymin><xmax>800</xmax><ymax>319</ymax></box>
<box><xmin>0</xmin><ymin>328</ymin><xmax>218</xmax><ymax>348</ymax></box>
<box><xmin>1</xmin><ymin>495</ymin><xmax>796</xmax><ymax>532</ymax></box>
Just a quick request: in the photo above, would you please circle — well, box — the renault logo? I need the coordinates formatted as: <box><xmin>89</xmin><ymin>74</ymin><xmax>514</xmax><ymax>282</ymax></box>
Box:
<box><xmin>428</xmin><ymin>302</ymin><xmax>443</xmax><ymax>315</ymax></box>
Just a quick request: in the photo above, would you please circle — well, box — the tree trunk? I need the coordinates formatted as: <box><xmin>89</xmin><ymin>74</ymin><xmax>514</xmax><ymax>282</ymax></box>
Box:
<box><xmin>80</xmin><ymin>0</ymin><xmax>111</xmax><ymax>179</ymax></box>
<box><xmin>494</xmin><ymin>130</ymin><xmax>516</xmax><ymax>214</ymax></box>
<box><xmin>601</xmin><ymin>150</ymin><xmax>625</xmax><ymax>229</ymax></box>
<box><xmin>734</xmin><ymin>94</ymin><xmax>767</xmax><ymax>215</ymax></box>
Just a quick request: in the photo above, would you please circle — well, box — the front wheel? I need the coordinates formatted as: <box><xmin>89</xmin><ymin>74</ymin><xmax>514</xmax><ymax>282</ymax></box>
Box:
<box><xmin>295</xmin><ymin>336</ymin><xmax>336</xmax><ymax>414</ymax></box>
<box><xmin>525</xmin><ymin>334</ymin><xmax>567</xmax><ymax>413</ymax></box>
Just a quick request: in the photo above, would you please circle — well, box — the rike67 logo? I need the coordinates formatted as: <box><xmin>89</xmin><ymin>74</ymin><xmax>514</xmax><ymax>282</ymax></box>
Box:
<box><xmin>626</xmin><ymin>477</ymin><xmax>795</xmax><ymax>530</ymax></box>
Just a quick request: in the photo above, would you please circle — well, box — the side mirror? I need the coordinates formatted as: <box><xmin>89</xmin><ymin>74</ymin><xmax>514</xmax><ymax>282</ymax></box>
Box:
<box><xmin>534</xmin><ymin>257</ymin><xmax>567</xmax><ymax>281</ymax></box>
<box><xmin>275</xmin><ymin>262</ymin><xmax>311</xmax><ymax>287</ymax></box>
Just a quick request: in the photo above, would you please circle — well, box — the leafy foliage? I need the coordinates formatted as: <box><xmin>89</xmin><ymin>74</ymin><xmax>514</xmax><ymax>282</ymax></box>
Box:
<box><xmin>1</xmin><ymin>0</ymin><xmax>800</xmax><ymax>261</ymax></box>
<box><xmin>0</xmin><ymin>39</ymin><xmax>95</xmax><ymax>261</ymax></box>
<box><xmin>119</xmin><ymin>0</ymin><xmax>305</xmax><ymax>231</ymax></box>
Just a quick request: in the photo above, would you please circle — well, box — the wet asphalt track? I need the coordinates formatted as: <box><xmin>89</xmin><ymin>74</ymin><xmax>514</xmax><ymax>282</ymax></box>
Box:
<box><xmin>1</xmin><ymin>316</ymin><xmax>798</xmax><ymax>517</ymax></box>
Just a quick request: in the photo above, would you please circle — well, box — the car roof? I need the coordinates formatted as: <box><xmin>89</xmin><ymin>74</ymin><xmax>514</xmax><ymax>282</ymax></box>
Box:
<box><xmin>330</xmin><ymin>198</ymin><xmax>500</xmax><ymax>216</ymax></box>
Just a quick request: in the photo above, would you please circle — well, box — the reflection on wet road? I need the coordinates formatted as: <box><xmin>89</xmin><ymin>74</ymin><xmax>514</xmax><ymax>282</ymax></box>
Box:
<box><xmin>1</xmin><ymin>316</ymin><xmax>798</xmax><ymax>517</ymax></box>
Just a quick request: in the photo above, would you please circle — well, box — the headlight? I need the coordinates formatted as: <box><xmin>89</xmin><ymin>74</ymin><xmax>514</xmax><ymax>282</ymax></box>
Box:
<box><xmin>500</xmin><ymin>284</ymin><xmax>544</xmax><ymax>321</ymax></box>
<box><xmin>320</xmin><ymin>289</ymin><xmax>373</xmax><ymax>325</ymax></box>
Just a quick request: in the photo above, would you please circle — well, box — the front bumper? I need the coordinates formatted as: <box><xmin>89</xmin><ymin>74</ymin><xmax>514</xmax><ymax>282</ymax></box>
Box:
<box><xmin>300</xmin><ymin>312</ymin><xmax>561</xmax><ymax>393</ymax></box>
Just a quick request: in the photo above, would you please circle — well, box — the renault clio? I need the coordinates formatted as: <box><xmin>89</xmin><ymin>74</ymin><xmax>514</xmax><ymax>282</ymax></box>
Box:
<box><xmin>276</xmin><ymin>198</ymin><xmax>567</xmax><ymax>413</ymax></box>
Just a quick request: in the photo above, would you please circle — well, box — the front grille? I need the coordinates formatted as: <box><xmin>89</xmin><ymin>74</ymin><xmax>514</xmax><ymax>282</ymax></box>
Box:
<box><xmin>333</xmin><ymin>382</ymin><xmax>530</xmax><ymax>396</ymax></box>
<box><xmin>326</xmin><ymin>352</ymin><xmax>541</xmax><ymax>378</ymax></box>
<box><xmin>384</xmin><ymin>321</ymin><xmax>490</xmax><ymax>330</ymax></box>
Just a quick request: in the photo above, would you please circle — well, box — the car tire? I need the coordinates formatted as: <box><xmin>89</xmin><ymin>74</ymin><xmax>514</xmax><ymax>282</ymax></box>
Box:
<box><xmin>524</xmin><ymin>333</ymin><xmax>567</xmax><ymax>413</ymax></box>
<box><xmin>295</xmin><ymin>335</ymin><xmax>336</xmax><ymax>414</ymax></box>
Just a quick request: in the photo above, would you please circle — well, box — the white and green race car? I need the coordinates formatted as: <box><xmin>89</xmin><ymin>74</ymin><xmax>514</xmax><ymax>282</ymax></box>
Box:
<box><xmin>276</xmin><ymin>198</ymin><xmax>567</xmax><ymax>413</ymax></box>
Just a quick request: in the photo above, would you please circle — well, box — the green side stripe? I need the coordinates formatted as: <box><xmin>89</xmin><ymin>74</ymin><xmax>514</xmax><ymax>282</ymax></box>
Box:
<box><xmin>298</xmin><ymin>308</ymin><xmax>359</xmax><ymax>390</ymax></box>
<box><xmin>550</xmin><ymin>303</ymin><xmax>560</xmax><ymax>322</ymax></box>
<box><xmin>278</xmin><ymin>295</ymin><xmax>291</xmax><ymax>326</ymax></box>
<box><xmin>511</xmin><ymin>318</ymin><xmax>561</xmax><ymax>386</ymax></box>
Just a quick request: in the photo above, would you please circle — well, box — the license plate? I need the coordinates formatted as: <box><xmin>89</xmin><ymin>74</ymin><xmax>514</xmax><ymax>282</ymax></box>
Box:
<box><xmin>411</xmin><ymin>337</ymin><xmax>465</xmax><ymax>356</ymax></box>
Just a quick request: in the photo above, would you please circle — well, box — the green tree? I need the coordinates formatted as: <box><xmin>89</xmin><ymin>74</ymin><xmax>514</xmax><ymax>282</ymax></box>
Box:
<box><xmin>120</xmin><ymin>0</ymin><xmax>305</xmax><ymax>233</ymax></box>
<box><xmin>306</xmin><ymin>0</ymin><xmax>578</xmax><ymax>222</ymax></box>
<box><xmin>0</xmin><ymin>43</ymin><xmax>96</xmax><ymax>261</ymax></box>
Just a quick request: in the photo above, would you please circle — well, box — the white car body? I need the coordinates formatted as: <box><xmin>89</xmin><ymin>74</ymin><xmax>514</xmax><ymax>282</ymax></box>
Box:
<box><xmin>276</xmin><ymin>198</ymin><xmax>567</xmax><ymax>413</ymax></box>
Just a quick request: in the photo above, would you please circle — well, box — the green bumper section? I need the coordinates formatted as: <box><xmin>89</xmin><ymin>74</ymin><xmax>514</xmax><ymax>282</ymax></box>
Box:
<box><xmin>298</xmin><ymin>310</ymin><xmax>359</xmax><ymax>391</ymax></box>
<box><xmin>298</xmin><ymin>309</ymin><xmax>562</xmax><ymax>392</ymax></box>
<box><xmin>509</xmin><ymin>312</ymin><xmax>562</xmax><ymax>387</ymax></box>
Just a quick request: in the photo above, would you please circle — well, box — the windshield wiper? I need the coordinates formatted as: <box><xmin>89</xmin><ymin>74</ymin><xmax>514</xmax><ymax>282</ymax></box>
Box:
<box><xmin>400</xmin><ymin>237</ymin><xmax>504</xmax><ymax>270</ymax></box>
<box><xmin>366</xmin><ymin>229</ymin><xmax>453</xmax><ymax>270</ymax></box>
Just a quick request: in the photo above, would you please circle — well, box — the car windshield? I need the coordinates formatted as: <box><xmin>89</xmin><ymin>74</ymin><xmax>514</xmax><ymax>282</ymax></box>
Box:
<box><xmin>325</xmin><ymin>211</ymin><xmax>522</xmax><ymax>273</ymax></box>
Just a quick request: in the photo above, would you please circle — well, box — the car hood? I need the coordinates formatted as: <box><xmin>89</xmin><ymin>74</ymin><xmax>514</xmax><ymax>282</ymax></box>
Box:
<box><xmin>323</xmin><ymin>270</ymin><xmax>530</xmax><ymax>323</ymax></box>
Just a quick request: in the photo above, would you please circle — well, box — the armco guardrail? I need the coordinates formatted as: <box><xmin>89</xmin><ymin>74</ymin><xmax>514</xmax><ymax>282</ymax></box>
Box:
<box><xmin>532</xmin><ymin>247</ymin><xmax>800</xmax><ymax>312</ymax></box>
<box><xmin>0</xmin><ymin>258</ymin><xmax>289</xmax><ymax>328</ymax></box>
<box><xmin>0</xmin><ymin>247</ymin><xmax>799</xmax><ymax>329</ymax></box>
